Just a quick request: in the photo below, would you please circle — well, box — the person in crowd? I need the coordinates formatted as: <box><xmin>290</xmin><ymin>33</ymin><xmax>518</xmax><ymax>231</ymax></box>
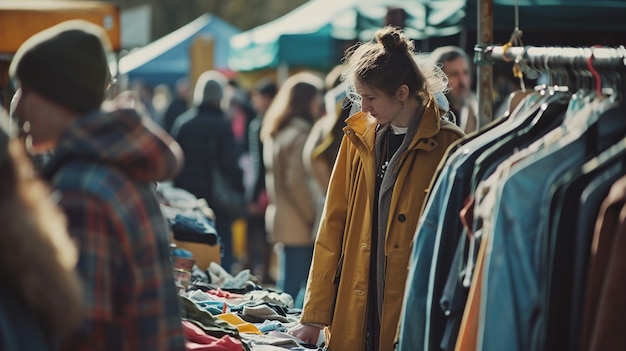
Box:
<box><xmin>163</xmin><ymin>77</ymin><xmax>190</xmax><ymax>134</ymax></box>
<box><xmin>303</xmin><ymin>64</ymin><xmax>352</xmax><ymax>234</ymax></box>
<box><xmin>130</xmin><ymin>79</ymin><xmax>157</xmax><ymax>121</ymax></box>
<box><xmin>0</xmin><ymin>108</ymin><xmax>83</xmax><ymax>350</ymax></box>
<box><xmin>224</xmin><ymin>79</ymin><xmax>256</xmax><ymax>156</ymax></box>
<box><xmin>151</xmin><ymin>83</ymin><xmax>173</xmax><ymax>126</ymax></box>
<box><xmin>261</xmin><ymin>71</ymin><xmax>324</xmax><ymax>308</ymax></box>
<box><xmin>287</xmin><ymin>26</ymin><xmax>464</xmax><ymax>350</ymax></box>
<box><xmin>9</xmin><ymin>20</ymin><xmax>186</xmax><ymax>350</ymax></box>
<box><xmin>223</xmin><ymin>80</ymin><xmax>257</xmax><ymax>271</ymax></box>
<box><xmin>245</xmin><ymin>78</ymin><xmax>278</xmax><ymax>283</ymax></box>
<box><xmin>429</xmin><ymin>45</ymin><xmax>488</xmax><ymax>133</ymax></box>
<box><xmin>170</xmin><ymin>70</ymin><xmax>245</xmax><ymax>273</ymax></box>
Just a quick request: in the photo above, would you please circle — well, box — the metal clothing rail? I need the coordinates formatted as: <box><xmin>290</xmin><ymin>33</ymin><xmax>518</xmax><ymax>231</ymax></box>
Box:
<box><xmin>476</xmin><ymin>45</ymin><xmax>626</xmax><ymax>66</ymax></box>
<box><xmin>474</xmin><ymin>44</ymin><xmax>626</xmax><ymax>120</ymax></box>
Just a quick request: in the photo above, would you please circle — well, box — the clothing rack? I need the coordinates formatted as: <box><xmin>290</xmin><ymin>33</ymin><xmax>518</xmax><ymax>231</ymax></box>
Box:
<box><xmin>474</xmin><ymin>44</ymin><xmax>626</xmax><ymax>121</ymax></box>
<box><xmin>476</xmin><ymin>45</ymin><xmax>626</xmax><ymax>67</ymax></box>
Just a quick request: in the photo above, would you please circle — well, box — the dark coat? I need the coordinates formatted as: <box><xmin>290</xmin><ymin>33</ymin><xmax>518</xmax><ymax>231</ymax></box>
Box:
<box><xmin>171</xmin><ymin>104</ymin><xmax>244</xmax><ymax>218</ymax></box>
<box><xmin>163</xmin><ymin>97</ymin><xmax>189</xmax><ymax>134</ymax></box>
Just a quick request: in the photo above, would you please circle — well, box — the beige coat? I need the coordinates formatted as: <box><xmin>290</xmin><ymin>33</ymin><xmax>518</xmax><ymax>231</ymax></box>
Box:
<box><xmin>300</xmin><ymin>95</ymin><xmax>464</xmax><ymax>351</ymax></box>
<box><xmin>264</xmin><ymin>117</ymin><xmax>318</xmax><ymax>246</ymax></box>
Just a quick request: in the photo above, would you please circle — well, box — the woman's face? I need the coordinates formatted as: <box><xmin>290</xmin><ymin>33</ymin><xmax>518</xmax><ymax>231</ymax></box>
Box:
<box><xmin>355</xmin><ymin>81</ymin><xmax>402</xmax><ymax>125</ymax></box>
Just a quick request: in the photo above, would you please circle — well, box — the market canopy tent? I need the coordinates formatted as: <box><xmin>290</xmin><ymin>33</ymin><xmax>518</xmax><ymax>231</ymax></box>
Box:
<box><xmin>465</xmin><ymin>0</ymin><xmax>626</xmax><ymax>33</ymax></box>
<box><xmin>118</xmin><ymin>13</ymin><xmax>240</xmax><ymax>87</ymax></box>
<box><xmin>228</xmin><ymin>0</ymin><xmax>465</xmax><ymax>72</ymax></box>
<box><xmin>229</xmin><ymin>0</ymin><xmax>626</xmax><ymax>73</ymax></box>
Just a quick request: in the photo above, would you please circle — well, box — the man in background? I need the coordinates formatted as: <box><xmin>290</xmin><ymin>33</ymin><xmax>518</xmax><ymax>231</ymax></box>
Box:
<box><xmin>10</xmin><ymin>20</ymin><xmax>185</xmax><ymax>350</ymax></box>
<box><xmin>430</xmin><ymin>45</ymin><xmax>489</xmax><ymax>133</ymax></box>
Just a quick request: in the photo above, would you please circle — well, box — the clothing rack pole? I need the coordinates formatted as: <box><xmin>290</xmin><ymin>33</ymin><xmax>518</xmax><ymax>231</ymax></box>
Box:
<box><xmin>475</xmin><ymin>44</ymin><xmax>626</xmax><ymax>102</ymax></box>
<box><xmin>476</xmin><ymin>0</ymin><xmax>494</xmax><ymax>123</ymax></box>
<box><xmin>477</xmin><ymin>45</ymin><xmax>626</xmax><ymax>66</ymax></box>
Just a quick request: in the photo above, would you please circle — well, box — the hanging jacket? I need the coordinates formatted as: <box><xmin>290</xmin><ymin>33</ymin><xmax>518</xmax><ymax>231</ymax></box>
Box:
<box><xmin>42</xmin><ymin>108</ymin><xmax>186</xmax><ymax>351</ymax></box>
<box><xmin>300</xmin><ymin>94</ymin><xmax>464</xmax><ymax>351</ymax></box>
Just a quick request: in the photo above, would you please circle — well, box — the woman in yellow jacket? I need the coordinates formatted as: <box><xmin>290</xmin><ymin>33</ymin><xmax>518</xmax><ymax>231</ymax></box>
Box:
<box><xmin>288</xmin><ymin>26</ymin><xmax>464</xmax><ymax>351</ymax></box>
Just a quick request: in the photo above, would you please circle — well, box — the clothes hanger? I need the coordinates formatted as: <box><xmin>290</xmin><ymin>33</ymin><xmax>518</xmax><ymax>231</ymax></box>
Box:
<box><xmin>502</xmin><ymin>46</ymin><xmax>537</xmax><ymax>118</ymax></box>
<box><xmin>586</xmin><ymin>46</ymin><xmax>603</xmax><ymax>98</ymax></box>
<box><xmin>618</xmin><ymin>45</ymin><xmax>626</xmax><ymax>103</ymax></box>
<box><xmin>555</xmin><ymin>48</ymin><xmax>571</xmax><ymax>89</ymax></box>
<box><xmin>599</xmin><ymin>47</ymin><xmax>621</xmax><ymax>103</ymax></box>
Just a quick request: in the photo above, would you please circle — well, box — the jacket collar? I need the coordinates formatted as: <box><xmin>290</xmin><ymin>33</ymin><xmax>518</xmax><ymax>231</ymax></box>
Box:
<box><xmin>344</xmin><ymin>93</ymin><xmax>444</xmax><ymax>152</ymax></box>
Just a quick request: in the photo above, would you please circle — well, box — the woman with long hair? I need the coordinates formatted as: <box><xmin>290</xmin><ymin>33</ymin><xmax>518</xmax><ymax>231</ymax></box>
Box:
<box><xmin>261</xmin><ymin>71</ymin><xmax>324</xmax><ymax>308</ymax></box>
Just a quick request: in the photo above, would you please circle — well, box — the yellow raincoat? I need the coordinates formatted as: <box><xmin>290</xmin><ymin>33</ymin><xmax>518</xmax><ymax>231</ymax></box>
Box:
<box><xmin>300</xmin><ymin>94</ymin><xmax>464</xmax><ymax>351</ymax></box>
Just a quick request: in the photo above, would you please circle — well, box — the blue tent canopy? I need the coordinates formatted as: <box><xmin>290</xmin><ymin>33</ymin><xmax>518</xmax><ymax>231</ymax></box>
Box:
<box><xmin>119</xmin><ymin>13</ymin><xmax>240</xmax><ymax>87</ymax></box>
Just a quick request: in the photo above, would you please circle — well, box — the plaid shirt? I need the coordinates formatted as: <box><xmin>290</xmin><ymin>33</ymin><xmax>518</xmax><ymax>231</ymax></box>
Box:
<box><xmin>44</xmin><ymin>109</ymin><xmax>186</xmax><ymax>351</ymax></box>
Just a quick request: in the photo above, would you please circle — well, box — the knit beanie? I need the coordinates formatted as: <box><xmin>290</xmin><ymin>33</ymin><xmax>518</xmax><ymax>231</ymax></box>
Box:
<box><xmin>9</xmin><ymin>20</ymin><xmax>111</xmax><ymax>114</ymax></box>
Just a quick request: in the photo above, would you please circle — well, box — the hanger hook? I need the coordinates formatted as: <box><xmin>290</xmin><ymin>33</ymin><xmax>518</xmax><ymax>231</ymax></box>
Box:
<box><xmin>587</xmin><ymin>46</ymin><xmax>603</xmax><ymax>96</ymax></box>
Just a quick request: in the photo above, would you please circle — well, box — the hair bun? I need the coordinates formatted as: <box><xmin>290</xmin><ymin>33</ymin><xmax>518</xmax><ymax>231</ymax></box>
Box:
<box><xmin>376</xmin><ymin>26</ymin><xmax>413</xmax><ymax>53</ymax></box>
